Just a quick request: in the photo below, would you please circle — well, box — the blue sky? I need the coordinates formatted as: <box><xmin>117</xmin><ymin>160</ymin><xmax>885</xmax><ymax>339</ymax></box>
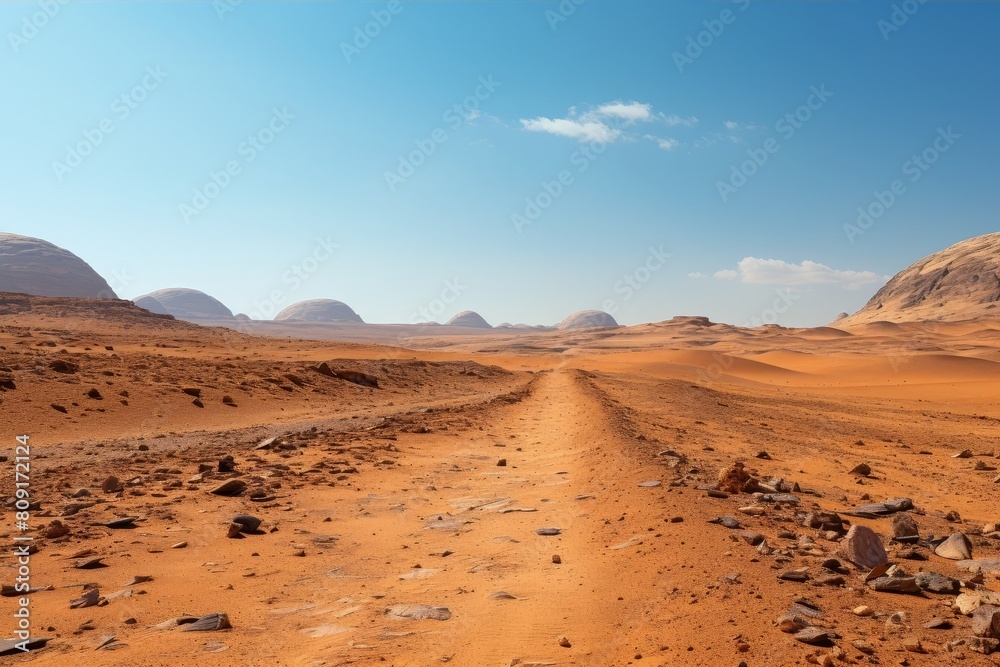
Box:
<box><xmin>2</xmin><ymin>0</ymin><xmax>997</xmax><ymax>327</ymax></box>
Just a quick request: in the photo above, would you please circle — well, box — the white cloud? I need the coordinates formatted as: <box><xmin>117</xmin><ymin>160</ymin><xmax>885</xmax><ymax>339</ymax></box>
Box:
<box><xmin>591</xmin><ymin>101</ymin><xmax>652</xmax><ymax>124</ymax></box>
<box><xmin>688</xmin><ymin>272</ymin><xmax>707</xmax><ymax>279</ymax></box>
<box><xmin>723</xmin><ymin>120</ymin><xmax>739</xmax><ymax>130</ymax></box>
<box><xmin>712</xmin><ymin>257</ymin><xmax>888</xmax><ymax>289</ymax></box>
<box><xmin>662</xmin><ymin>114</ymin><xmax>699</xmax><ymax>127</ymax></box>
<box><xmin>645</xmin><ymin>134</ymin><xmax>679</xmax><ymax>151</ymax></box>
<box><xmin>520</xmin><ymin>117</ymin><xmax>621</xmax><ymax>143</ymax></box>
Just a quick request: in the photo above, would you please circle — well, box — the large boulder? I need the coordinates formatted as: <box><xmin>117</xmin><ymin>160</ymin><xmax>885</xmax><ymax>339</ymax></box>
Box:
<box><xmin>557</xmin><ymin>310</ymin><xmax>619</xmax><ymax>330</ymax></box>
<box><xmin>274</xmin><ymin>299</ymin><xmax>363</xmax><ymax>323</ymax></box>
<box><xmin>133</xmin><ymin>288</ymin><xmax>233</xmax><ymax>320</ymax></box>
<box><xmin>445</xmin><ymin>311</ymin><xmax>492</xmax><ymax>328</ymax></box>
<box><xmin>0</xmin><ymin>232</ymin><xmax>117</xmax><ymax>298</ymax></box>
<box><xmin>838</xmin><ymin>525</ymin><xmax>888</xmax><ymax>570</ymax></box>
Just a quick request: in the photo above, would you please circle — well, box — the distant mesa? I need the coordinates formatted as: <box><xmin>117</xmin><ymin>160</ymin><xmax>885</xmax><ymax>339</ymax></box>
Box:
<box><xmin>274</xmin><ymin>299</ymin><xmax>364</xmax><ymax>323</ymax></box>
<box><xmin>446</xmin><ymin>310</ymin><xmax>492</xmax><ymax>328</ymax></box>
<box><xmin>557</xmin><ymin>309</ymin><xmax>619</xmax><ymax>329</ymax></box>
<box><xmin>233</xmin><ymin>313</ymin><xmax>251</xmax><ymax>322</ymax></box>
<box><xmin>134</xmin><ymin>288</ymin><xmax>233</xmax><ymax>320</ymax></box>
<box><xmin>0</xmin><ymin>232</ymin><xmax>117</xmax><ymax>299</ymax></box>
<box><xmin>838</xmin><ymin>231</ymin><xmax>1000</xmax><ymax>325</ymax></box>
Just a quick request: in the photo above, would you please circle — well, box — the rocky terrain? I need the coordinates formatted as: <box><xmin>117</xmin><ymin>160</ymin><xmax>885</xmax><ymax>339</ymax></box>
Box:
<box><xmin>0</xmin><ymin>234</ymin><xmax>116</xmax><ymax>300</ymax></box>
<box><xmin>838</xmin><ymin>232</ymin><xmax>1000</xmax><ymax>325</ymax></box>
<box><xmin>0</xmin><ymin>294</ymin><xmax>999</xmax><ymax>665</ymax></box>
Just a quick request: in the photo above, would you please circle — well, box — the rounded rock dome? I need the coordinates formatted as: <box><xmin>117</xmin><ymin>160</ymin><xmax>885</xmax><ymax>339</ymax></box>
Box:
<box><xmin>445</xmin><ymin>310</ymin><xmax>492</xmax><ymax>328</ymax></box>
<box><xmin>134</xmin><ymin>288</ymin><xmax>233</xmax><ymax>319</ymax></box>
<box><xmin>0</xmin><ymin>232</ymin><xmax>117</xmax><ymax>298</ymax></box>
<box><xmin>274</xmin><ymin>299</ymin><xmax>364</xmax><ymax>323</ymax></box>
<box><xmin>557</xmin><ymin>309</ymin><xmax>619</xmax><ymax>329</ymax></box>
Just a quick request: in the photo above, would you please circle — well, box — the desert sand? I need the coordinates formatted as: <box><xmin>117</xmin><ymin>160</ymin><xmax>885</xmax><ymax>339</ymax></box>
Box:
<box><xmin>2</xmin><ymin>293</ymin><xmax>999</xmax><ymax>666</ymax></box>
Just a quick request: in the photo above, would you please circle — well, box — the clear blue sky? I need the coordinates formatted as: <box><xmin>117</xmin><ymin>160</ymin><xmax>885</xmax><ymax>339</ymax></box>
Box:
<box><xmin>2</xmin><ymin>0</ymin><xmax>997</xmax><ymax>326</ymax></box>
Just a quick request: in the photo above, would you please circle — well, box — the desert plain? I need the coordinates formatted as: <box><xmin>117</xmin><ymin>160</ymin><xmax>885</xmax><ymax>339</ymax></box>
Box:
<box><xmin>1</xmin><ymin>293</ymin><xmax>999</xmax><ymax>666</ymax></box>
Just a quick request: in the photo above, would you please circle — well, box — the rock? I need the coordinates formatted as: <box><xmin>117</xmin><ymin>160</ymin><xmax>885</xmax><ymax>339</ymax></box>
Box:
<box><xmin>915</xmin><ymin>571</ymin><xmax>960</xmax><ymax>595</ymax></box>
<box><xmin>50</xmin><ymin>403</ymin><xmax>68</xmax><ymax>413</ymax></box>
<box><xmin>100</xmin><ymin>517</ymin><xmax>139</xmax><ymax>529</ymax></box>
<box><xmin>75</xmin><ymin>557</ymin><xmax>105</xmax><ymax>570</ymax></box>
<box><xmin>709</xmin><ymin>516</ymin><xmax>741</xmax><ymax>529</ymax></box>
<box><xmin>101</xmin><ymin>476</ymin><xmax>121</xmax><ymax>493</ymax></box>
<box><xmin>313</xmin><ymin>363</ymin><xmax>380</xmax><ymax>388</ymax></box>
<box><xmin>192</xmin><ymin>398</ymin><xmax>204</xmax><ymax>408</ymax></box>
<box><xmin>70</xmin><ymin>588</ymin><xmax>100</xmax><ymax>609</ymax></box>
<box><xmin>226</xmin><ymin>523</ymin><xmax>243</xmax><ymax>539</ymax></box>
<box><xmin>924</xmin><ymin>618</ymin><xmax>951</xmax><ymax>629</ymax></box>
<box><xmin>954</xmin><ymin>449</ymin><xmax>973</xmax><ymax>458</ymax></box>
<box><xmin>870</xmin><ymin>576</ymin><xmax>921</xmax><ymax>595</ymax></box>
<box><xmin>0</xmin><ymin>637</ymin><xmax>51</xmax><ymax>655</ymax></box>
<box><xmin>558</xmin><ymin>636</ymin><xmax>571</xmax><ymax>648</ymax></box>
<box><xmin>386</xmin><ymin>604</ymin><xmax>451</xmax><ymax>621</ymax></box>
<box><xmin>209</xmin><ymin>480</ymin><xmax>246</xmax><ymax>496</ymax></box>
<box><xmin>43</xmin><ymin>520</ymin><xmax>71</xmax><ymax>538</ymax></box>
<box><xmin>739</xmin><ymin>531</ymin><xmax>765</xmax><ymax>546</ymax></box>
<box><xmin>935</xmin><ymin>533</ymin><xmax>973</xmax><ymax>560</ymax></box>
<box><xmin>232</xmin><ymin>515</ymin><xmax>262</xmax><ymax>533</ymax></box>
<box><xmin>892</xmin><ymin>513</ymin><xmax>919</xmax><ymax>538</ymax></box>
<box><xmin>182</xmin><ymin>387</ymin><xmax>201</xmax><ymax>398</ymax></box>
<box><xmin>489</xmin><ymin>591</ymin><xmax>516</xmax><ymax>600</ymax></box>
<box><xmin>222</xmin><ymin>395</ymin><xmax>236</xmax><ymax>406</ymax></box>
<box><xmin>218</xmin><ymin>456</ymin><xmax>236</xmax><ymax>473</ymax></box>
<box><xmin>717</xmin><ymin>462</ymin><xmax>758</xmax><ymax>494</ymax></box>
<box><xmin>972</xmin><ymin>606</ymin><xmax>1000</xmax><ymax>638</ymax></box>
<box><xmin>552</xmin><ymin>555</ymin><xmax>561</xmax><ymax>564</ymax></box>
<box><xmin>86</xmin><ymin>388</ymin><xmax>102</xmax><ymax>400</ymax></box>
<box><xmin>776</xmin><ymin>615</ymin><xmax>806</xmax><ymax>633</ymax></box>
<box><xmin>853</xmin><ymin>605</ymin><xmax>873</xmax><ymax>617</ymax></box>
<box><xmin>182</xmin><ymin>613</ymin><xmax>232</xmax><ymax>632</ymax></box>
<box><xmin>966</xmin><ymin>637</ymin><xmax>999</xmax><ymax>654</ymax></box>
<box><xmin>902</xmin><ymin>637</ymin><xmax>926</xmax><ymax>653</ymax></box>
<box><xmin>779</xmin><ymin>568</ymin><xmax>810</xmax><ymax>582</ymax></box>
<box><xmin>48</xmin><ymin>359</ymin><xmax>79</xmax><ymax>374</ymax></box>
<box><xmin>852</xmin><ymin>639</ymin><xmax>875</xmax><ymax>655</ymax></box>
<box><xmin>794</xmin><ymin>628</ymin><xmax>833</xmax><ymax>646</ymax></box>
<box><xmin>838</xmin><ymin>525</ymin><xmax>888</xmax><ymax>569</ymax></box>
<box><xmin>849</xmin><ymin>463</ymin><xmax>872</xmax><ymax>476</ymax></box>
<box><xmin>124</xmin><ymin>575</ymin><xmax>153</xmax><ymax>586</ymax></box>
<box><xmin>171</xmin><ymin>541</ymin><xmax>187</xmax><ymax>549</ymax></box>
<box><xmin>496</xmin><ymin>459</ymin><xmax>507</xmax><ymax>467</ymax></box>
<box><xmin>535</xmin><ymin>528</ymin><xmax>561</xmax><ymax>536</ymax></box>
<box><xmin>637</xmin><ymin>480</ymin><xmax>661</xmax><ymax>487</ymax></box>
<box><xmin>956</xmin><ymin>558</ymin><xmax>1000</xmax><ymax>575</ymax></box>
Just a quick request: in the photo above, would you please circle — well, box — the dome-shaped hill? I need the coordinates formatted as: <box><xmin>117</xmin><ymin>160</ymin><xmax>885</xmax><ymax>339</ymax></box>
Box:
<box><xmin>446</xmin><ymin>310</ymin><xmax>492</xmax><ymax>328</ymax></box>
<box><xmin>557</xmin><ymin>309</ymin><xmax>619</xmax><ymax>329</ymax></box>
<box><xmin>0</xmin><ymin>232</ymin><xmax>117</xmax><ymax>298</ymax></box>
<box><xmin>134</xmin><ymin>288</ymin><xmax>233</xmax><ymax>320</ymax></box>
<box><xmin>838</xmin><ymin>232</ymin><xmax>1000</xmax><ymax>325</ymax></box>
<box><xmin>274</xmin><ymin>299</ymin><xmax>363</xmax><ymax>323</ymax></box>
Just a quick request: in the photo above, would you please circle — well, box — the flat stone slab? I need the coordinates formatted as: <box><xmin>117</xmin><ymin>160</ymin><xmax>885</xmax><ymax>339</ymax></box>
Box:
<box><xmin>386</xmin><ymin>604</ymin><xmax>452</xmax><ymax>621</ymax></box>
<box><xmin>957</xmin><ymin>559</ymin><xmax>1000</xmax><ymax>574</ymax></box>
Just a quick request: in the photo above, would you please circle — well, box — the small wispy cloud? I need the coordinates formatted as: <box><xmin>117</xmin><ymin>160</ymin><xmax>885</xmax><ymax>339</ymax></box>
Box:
<box><xmin>519</xmin><ymin>100</ymin><xmax>695</xmax><ymax>144</ymax></box>
<box><xmin>710</xmin><ymin>257</ymin><xmax>889</xmax><ymax>289</ymax></box>
<box><xmin>687</xmin><ymin>272</ymin><xmax>708</xmax><ymax>278</ymax></box>
<box><xmin>645</xmin><ymin>135</ymin><xmax>680</xmax><ymax>151</ymax></box>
